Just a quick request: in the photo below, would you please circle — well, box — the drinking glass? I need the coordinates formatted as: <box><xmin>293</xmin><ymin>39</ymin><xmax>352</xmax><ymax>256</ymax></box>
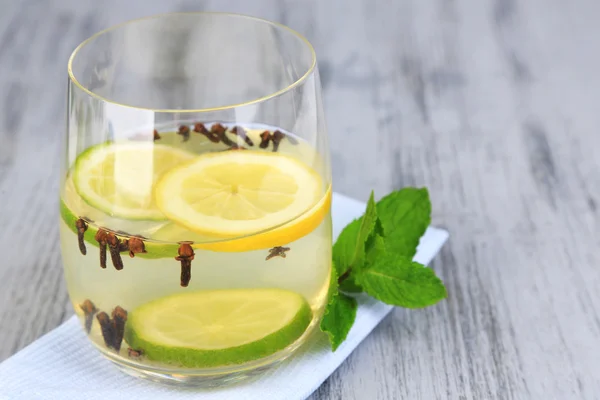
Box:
<box><xmin>60</xmin><ymin>12</ymin><xmax>331</xmax><ymax>386</ymax></box>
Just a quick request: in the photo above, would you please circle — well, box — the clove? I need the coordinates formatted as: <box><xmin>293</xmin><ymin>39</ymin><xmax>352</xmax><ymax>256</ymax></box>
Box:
<box><xmin>114</xmin><ymin>230</ymin><xmax>131</xmax><ymax>253</ymax></box>
<box><xmin>106</xmin><ymin>232</ymin><xmax>124</xmax><ymax>270</ymax></box>
<box><xmin>125</xmin><ymin>237</ymin><xmax>147</xmax><ymax>258</ymax></box>
<box><xmin>259</xmin><ymin>131</ymin><xmax>272</xmax><ymax>149</ymax></box>
<box><xmin>194</xmin><ymin>122</ymin><xmax>220</xmax><ymax>143</ymax></box>
<box><xmin>96</xmin><ymin>306</ymin><xmax>128</xmax><ymax>351</ymax></box>
<box><xmin>178</xmin><ymin>125</ymin><xmax>191</xmax><ymax>142</ymax></box>
<box><xmin>111</xmin><ymin>306</ymin><xmax>128</xmax><ymax>352</ymax></box>
<box><xmin>175</xmin><ymin>243</ymin><xmax>195</xmax><ymax>287</ymax></box>
<box><xmin>97</xmin><ymin>311</ymin><xmax>116</xmax><ymax>349</ymax></box>
<box><xmin>231</xmin><ymin>126</ymin><xmax>254</xmax><ymax>147</ymax></box>
<box><xmin>266</xmin><ymin>246</ymin><xmax>290</xmax><ymax>260</ymax></box>
<box><xmin>75</xmin><ymin>218</ymin><xmax>88</xmax><ymax>255</ymax></box>
<box><xmin>193</xmin><ymin>122</ymin><xmax>209</xmax><ymax>134</ymax></box>
<box><xmin>95</xmin><ymin>229</ymin><xmax>109</xmax><ymax>269</ymax></box>
<box><xmin>80</xmin><ymin>299</ymin><xmax>97</xmax><ymax>333</ymax></box>
<box><xmin>271</xmin><ymin>130</ymin><xmax>285</xmax><ymax>152</ymax></box>
<box><xmin>119</xmin><ymin>241</ymin><xmax>129</xmax><ymax>252</ymax></box>
<box><xmin>128</xmin><ymin>347</ymin><xmax>143</xmax><ymax>358</ymax></box>
<box><xmin>211</xmin><ymin>123</ymin><xmax>236</xmax><ymax>147</ymax></box>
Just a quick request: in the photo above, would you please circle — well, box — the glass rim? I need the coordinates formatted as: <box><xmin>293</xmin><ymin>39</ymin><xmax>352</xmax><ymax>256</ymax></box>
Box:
<box><xmin>67</xmin><ymin>11</ymin><xmax>317</xmax><ymax>113</ymax></box>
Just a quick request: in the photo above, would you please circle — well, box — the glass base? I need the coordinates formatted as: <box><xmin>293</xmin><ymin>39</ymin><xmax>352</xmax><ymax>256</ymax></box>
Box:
<box><xmin>112</xmin><ymin>359</ymin><xmax>280</xmax><ymax>387</ymax></box>
<box><xmin>100</xmin><ymin>346</ymin><xmax>293</xmax><ymax>387</ymax></box>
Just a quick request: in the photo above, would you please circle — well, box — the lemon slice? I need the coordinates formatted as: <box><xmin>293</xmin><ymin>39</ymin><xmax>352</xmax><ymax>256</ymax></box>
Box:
<box><xmin>73</xmin><ymin>143</ymin><xmax>195</xmax><ymax>220</ymax></box>
<box><xmin>124</xmin><ymin>288</ymin><xmax>312</xmax><ymax>367</ymax></box>
<box><xmin>155</xmin><ymin>151</ymin><xmax>326</xmax><ymax>241</ymax></box>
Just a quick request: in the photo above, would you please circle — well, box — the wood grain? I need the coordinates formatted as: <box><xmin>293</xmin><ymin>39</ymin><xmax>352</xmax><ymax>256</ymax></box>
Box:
<box><xmin>1</xmin><ymin>0</ymin><xmax>600</xmax><ymax>398</ymax></box>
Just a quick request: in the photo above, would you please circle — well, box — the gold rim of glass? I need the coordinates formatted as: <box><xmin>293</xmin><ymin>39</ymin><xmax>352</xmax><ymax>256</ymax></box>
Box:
<box><xmin>67</xmin><ymin>11</ymin><xmax>317</xmax><ymax>113</ymax></box>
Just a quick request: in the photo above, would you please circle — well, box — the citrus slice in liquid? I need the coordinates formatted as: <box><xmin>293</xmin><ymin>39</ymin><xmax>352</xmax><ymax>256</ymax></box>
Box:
<box><xmin>154</xmin><ymin>151</ymin><xmax>330</xmax><ymax>251</ymax></box>
<box><xmin>73</xmin><ymin>143</ymin><xmax>195</xmax><ymax>220</ymax></box>
<box><xmin>124</xmin><ymin>288</ymin><xmax>312</xmax><ymax>367</ymax></box>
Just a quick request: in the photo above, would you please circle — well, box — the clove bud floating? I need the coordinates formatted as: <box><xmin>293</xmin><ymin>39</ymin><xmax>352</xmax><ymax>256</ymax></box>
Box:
<box><xmin>271</xmin><ymin>130</ymin><xmax>285</xmax><ymax>152</ymax></box>
<box><xmin>97</xmin><ymin>312</ymin><xmax>115</xmax><ymax>349</ymax></box>
<box><xmin>266</xmin><ymin>246</ymin><xmax>291</xmax><ymax>260</ymax></box>
<box><xmin>259</xmin><ymin>131</ymin><xmax>271</xmax><ymax>149</ymax></box>
<box><xmin>176</xmin><ymin>243</ymin><xmax>195</xmax><ymax>287</ymax></box>
<box><xmin>194</xmin><ymin>122</ymin><xmax>220</xmax><ymax>143</ymax></box>
<box><xmin>95</xmin><ymin>229</ymin><xmax>109</xmax><ymax>269</ymax></box>
<box><xmin>111</xmin><ymin>306</ymin><xmax>128</xmax><ymax>352</ymax></box>
<box><xmin>80</xmin><ymin>299</ymin><xmax>97</xmax><ymax>333</ymax></box>
<box><xmin>128</xmin><ymin>348</ymin><xmax>143</xmax><ymax>358</ymax></box>
<box><xmin>231</xmin><ymin>126</ymin><xmax>254</xmax><ymax>147</ymax></box>
<box><xmin>96</xmin><ymin>306</ymin><xmax>128</xmax><ymax>351</ymax></box>
<box><xmin>75</xmin><ymin>218</ymin><xmax>88</xmax><ymax>255</ymax></box>
<box><xmin>106</xmin><ymin>232</ymin><xmax>124</xmax><ymax>271</ymax></box>
<box><xmin>124</xmin><ymin>237</ymin><xmax>147</xmax><ymax>258</ymax></box>
<box><xmin>211</xmin><ymin>123</ymin><xmax>236</xmax><ymax>147</ymax></box>
<box><xmin>178</xmin><ymin>125</ymin><xmax>191</xmax><ymax>142</ymax></box>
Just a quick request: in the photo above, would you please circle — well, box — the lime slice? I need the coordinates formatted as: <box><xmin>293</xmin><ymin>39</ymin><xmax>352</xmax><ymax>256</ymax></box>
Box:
<box><xmin>73</xmin><ymin>143</ymin><xmax>195</xmax><ymax>220</ymax></box>
<box><xmin>124</xmin><ymin>288</ymin><xmax>312</xmax><ymax>367</ymax></box>
<box><xmin>154</xmin><ymin>151</ymin><xmax>328</xmax><ymax>249</ymax></box>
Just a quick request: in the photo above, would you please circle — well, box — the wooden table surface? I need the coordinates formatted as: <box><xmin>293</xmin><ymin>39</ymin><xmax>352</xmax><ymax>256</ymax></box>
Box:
<box><xmin>2</xmin><ymin>0</ymin><xmax>600</xmax><ymax>398</ymax></box>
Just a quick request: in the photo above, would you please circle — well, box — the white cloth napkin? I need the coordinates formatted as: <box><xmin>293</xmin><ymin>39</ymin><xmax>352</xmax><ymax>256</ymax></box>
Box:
<box><xmin>0</xmin><ymin>193</ymin><xmax>448</xmax><ymax>400</ymax></box>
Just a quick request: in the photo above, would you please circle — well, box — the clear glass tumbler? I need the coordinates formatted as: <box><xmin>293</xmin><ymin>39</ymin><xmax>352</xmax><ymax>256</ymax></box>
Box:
<box><xmin>60</xmin><ymin>12</ymin><xmax>331</xmax><ymax>386</ymax></box>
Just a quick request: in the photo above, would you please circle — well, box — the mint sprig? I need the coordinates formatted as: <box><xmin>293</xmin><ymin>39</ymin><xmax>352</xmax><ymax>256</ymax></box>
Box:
<box><xmin>320</xmin><ymin>188</ymin><xmax>446</xmax><ymax>350</ymax></box>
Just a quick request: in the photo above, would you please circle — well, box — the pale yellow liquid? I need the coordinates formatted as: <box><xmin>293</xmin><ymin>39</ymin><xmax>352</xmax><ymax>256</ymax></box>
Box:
<box><xmin>59</xmin><ymin>124</ymin><xmax>331</xmax><ymax>376</ymax></box>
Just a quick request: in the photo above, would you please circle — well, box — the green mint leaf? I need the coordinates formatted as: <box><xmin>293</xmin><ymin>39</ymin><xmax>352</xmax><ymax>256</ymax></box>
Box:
<box><xmin>333</xmin><ymin>188</ymin><xmax>430</xmax><ymax>282</ymax></box>
<box><xmin>339</xmin><ymin>275</ymin><xmax>363</xmax><ymax>293</ymax></box>
<box><xmin>321</xmin><ymin>261</ymin><xmax>358</xmax><ymax>350</ymax></box>
<box><xmin>332</xmin><ymin>218</ymin><xmax>360</xmax><ymax>277</ymax></box>
<box><xmin>365</xmin><ymin>233</ymin><xmax>386</xmax><ymax>264</ymax></box>
<box><xmin>371</xmin><ymin>210</ymin><xmax>385</xmax><ymax>238</ymax></box>
<box><xmin>332</xmin><ymin>191</ymin><xmax>378</xmax><ymax>278</ymax></box>
<box><xmin>334</xmin><ymin>216</ymin><xmax>364</xmax><ymax>292</ymax></box>
<box><xmin>333</xmin><ymin>217</ymin><xmax>364</xmax><ymax>291</ymax></box>
<box><xmin>339</xmin><ymin>232</ymin><xmax>387</xmax><ymax>292</ymax></box>
<box><xmin>320</xmin><ymin>291</ymin><xmax>358</xmax><ymax>351</ymax></box>
<box><xmin>325</xmin><ymin>261</ymin><xmax>338</xmax><ymax>303</ymax></box>
<box><xmin>376</xmin><ymin>188</ymin><xmax>431</xmax><ymax>258</ymax></box>
<box><xmin>353</xmin><ymin>191</ymin><xmax>379</xmax><ymax>267</ymax></box>
<box><xmin>357</xmin><ymin>254</ymin><xmax>447</xmax><ymax>308</ymax></box>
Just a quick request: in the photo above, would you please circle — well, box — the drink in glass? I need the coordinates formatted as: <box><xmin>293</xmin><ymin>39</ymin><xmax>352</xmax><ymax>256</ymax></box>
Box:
<box><xmin>60</xmin><ymin>13</ymin><xmax>331</xmax><ymax>385</ymax></box>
